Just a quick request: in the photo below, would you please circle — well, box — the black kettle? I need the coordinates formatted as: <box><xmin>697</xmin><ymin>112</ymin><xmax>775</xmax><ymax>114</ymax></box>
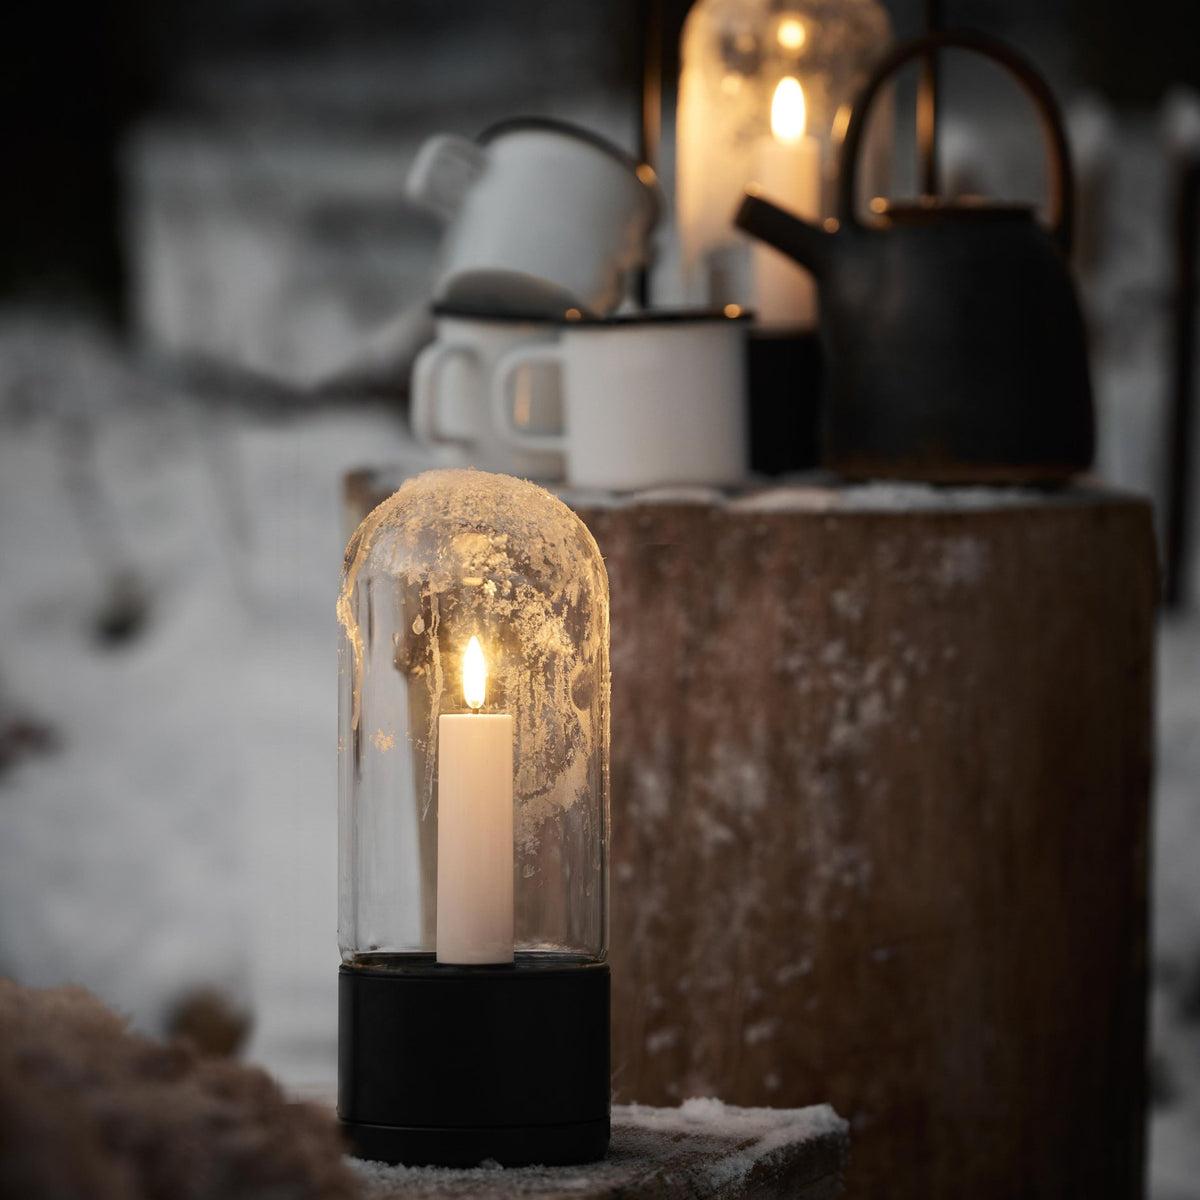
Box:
<box><xmin>736</xmin><ymin>30</ymin><xmax>1094</xmax><ymax>483</ymax></box>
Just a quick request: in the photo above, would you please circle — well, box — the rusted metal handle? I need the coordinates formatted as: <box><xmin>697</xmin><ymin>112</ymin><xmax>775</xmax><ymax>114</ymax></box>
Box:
<box><xmin>838</xmin><ymin>29</ymin><xmax>1074</xmax><ymax>256</ymax></box>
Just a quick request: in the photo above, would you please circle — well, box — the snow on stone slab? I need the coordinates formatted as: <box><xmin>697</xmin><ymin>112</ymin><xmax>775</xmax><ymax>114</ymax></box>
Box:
<box><xmin>728</xmin><ymin>480</ymin><xmax>1141</xmax><ymax>513</ymax></box>
<box><xmin>349</xmin><ymin>1100</ymin><xmax>848</xmax><ymax>1200</ymax></box>
<box><xmin>542</xmin><ymin>484</ymin><xmax>734</xmax><ymax>512</ymax></box>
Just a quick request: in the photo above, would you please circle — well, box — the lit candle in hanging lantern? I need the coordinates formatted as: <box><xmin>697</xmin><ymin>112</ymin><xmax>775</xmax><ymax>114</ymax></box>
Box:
<box><xmin>436</xmin><ymin>635</ymin><xmax>514</xmax><ymax>965</ymax></box>
<box><xmin>749</xmin><ymin>76</ymin><xmax>821</xmax><ymax>327</ymax></box>
<box><xmin>674</xmin><ymin>0</ymin><xmax>894</xmax><ymax>318</ymax></box>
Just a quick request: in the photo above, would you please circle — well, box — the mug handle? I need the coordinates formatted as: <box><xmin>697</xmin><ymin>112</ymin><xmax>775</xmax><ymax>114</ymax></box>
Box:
<box><xmin>406</xmin><ymin>134</ymin><xmax>489</xmax><ymax>223</ymax></box>
<box><xmin>490</xmin><ymin>344</ymin><xmax>567</xmax><ymax>453</ymax></box>
<box><xmin>411</xmin><ymin>342</ymin><xmax>478</xmax><ymax>445</ymax></box>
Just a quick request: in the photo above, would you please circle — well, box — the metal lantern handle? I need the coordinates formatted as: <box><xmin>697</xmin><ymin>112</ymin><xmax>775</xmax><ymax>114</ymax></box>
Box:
<box><xmin>837</xmin><ymin>29</ymin><xmax>1075</xmax><ymax>256</ymax></box>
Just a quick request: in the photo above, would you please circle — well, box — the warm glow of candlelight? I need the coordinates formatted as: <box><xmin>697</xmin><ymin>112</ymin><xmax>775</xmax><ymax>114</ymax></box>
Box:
<box><xmin>771</xmin><ymin>76</ymin><xmax>807</xmax><ymax>146</ymax></box>
<box><xmin>754</xmin><ymin>75</ymin><xmax>820</xmax><ymax>327</ymax></box>
<box><xmin>463</xmin><ymin>635</ymin><xmax>487</xmax><ymax>710</ymax></box>
<box><xmin>777</xmin><ymin>18</ymin><xmax>806</xmax><ymax>50</ymax></box>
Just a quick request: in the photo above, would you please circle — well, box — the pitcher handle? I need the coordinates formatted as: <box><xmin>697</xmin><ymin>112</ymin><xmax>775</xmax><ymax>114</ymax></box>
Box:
<box><xmin>838</xmin><ymin>29</ymin><xmax>1074</xmax><ymax>257</ymax></box>
<box><xmin>406</xmin><ymin>134</ymin><xmax>489</xmax><ymax>223</ymax></box>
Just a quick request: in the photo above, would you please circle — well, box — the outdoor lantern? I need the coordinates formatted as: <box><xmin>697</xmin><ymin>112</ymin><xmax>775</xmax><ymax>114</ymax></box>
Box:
<box><xmin>337</xmin><ymin>469</ymin><xmax>611</xmax><ymax>1167</ymax></box>
<box><xmin>676</xmin><ymin>0</ymin><xmax>894</xmax><ymax>329</ymax></box>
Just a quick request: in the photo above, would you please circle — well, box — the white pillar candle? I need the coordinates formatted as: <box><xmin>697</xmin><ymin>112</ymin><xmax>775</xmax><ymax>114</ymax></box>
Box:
<box><xmin>750</xmin><ymin>76</ymin><xmax>822</xmax><ymax>329</ymax></box>
<box><xmin>436</xmin><ymin>636</ymin><xmax>514</xmax><ymax>964</ymax></box>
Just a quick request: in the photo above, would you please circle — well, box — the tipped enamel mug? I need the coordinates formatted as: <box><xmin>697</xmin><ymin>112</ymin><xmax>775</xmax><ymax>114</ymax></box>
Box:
<box><xmin>407</xmin><ymin>118</ymin><xmax>661</xmax><ymax>317</ymax></box>
<box><xmin>490</xmin><ymin>310</ymin><xmax>751</xmax><ymax>491</ymax></box>
<box><xmin>410</xmin><ymin>308</ymin><xmax>564</xmax><ymax>480</ymax></box>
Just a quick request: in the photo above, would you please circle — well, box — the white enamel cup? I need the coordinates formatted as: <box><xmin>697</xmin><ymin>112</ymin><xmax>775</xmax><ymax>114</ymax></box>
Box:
<box><xmin>407</xmin><ymin>118</ymin><xmax>661</xmax><ymax>318</ymax></box>
<box><xmin>490</xmin><ymin>310</ymin><xmax>751</xmax><ymax>491</ymax></box>
<box><xmin>410</xmin><ymin>309</ymin><xmax>564</xmax><ymax>480</ymax></box>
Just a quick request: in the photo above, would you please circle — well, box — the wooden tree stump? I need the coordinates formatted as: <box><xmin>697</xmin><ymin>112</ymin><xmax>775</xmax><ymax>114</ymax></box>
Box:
<box><xmin>573</xmin><ymin>485</ymin><xmax>1155</xmax><ymax>1200</ymax></box>
<box><xmin>344</xmin><ymin>472</ymin><xmax>1156</xmax><ymax>1200</ymax></box>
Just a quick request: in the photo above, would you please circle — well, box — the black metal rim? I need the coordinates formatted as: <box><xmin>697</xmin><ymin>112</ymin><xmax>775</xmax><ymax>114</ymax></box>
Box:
<box><xmin>478</xmin><ymin>115</ymin><xmax>649</xmax><ymax>177</ymax></box>
<box><xmin>880</xmin><ymin>200</ymin><xmax>1036</xmax><ymax>224</ymax></box>
<box><xmin>340</xmin><ymin>956</ymin><xmax>608</xmax><ymax>980</ymax></box>
<box><xmin>340</xmin><ymin>1115</ymin><xmax>611</xmax><ymax>1168</ymax></box>
<box><xmin>431</xmin><ymin>303</ymin><xmax>752</xmax><ymax>327</ymax></box>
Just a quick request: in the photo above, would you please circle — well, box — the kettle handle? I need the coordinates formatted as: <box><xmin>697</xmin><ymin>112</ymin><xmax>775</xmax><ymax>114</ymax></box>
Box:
<box><xmin>838</xmin><ymin>29</ymin><xmax>1074</xmax><ymax>256</ymax></box>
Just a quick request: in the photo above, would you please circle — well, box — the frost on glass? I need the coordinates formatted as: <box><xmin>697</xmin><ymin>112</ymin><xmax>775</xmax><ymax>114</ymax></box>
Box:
<box><xmin>677</xmin><ymin>0</ymin><xmax>893</xmax><ymax>304</ymax></box>
<box><xmin>338</xmin><ymin>469</ymin><xmax>609</xmax><ymax>965</ymax></box>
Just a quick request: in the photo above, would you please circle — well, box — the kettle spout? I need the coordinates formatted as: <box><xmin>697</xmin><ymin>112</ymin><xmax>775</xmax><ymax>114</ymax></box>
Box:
<box><xmin>735</xmin><ymin>192</ymin><xmax>835</xmax><ymax>277</ymax></box>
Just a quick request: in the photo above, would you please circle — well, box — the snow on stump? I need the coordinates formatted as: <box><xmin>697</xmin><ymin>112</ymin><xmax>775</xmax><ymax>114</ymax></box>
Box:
<box><xmin>350</xmin><ymin>1099</ymin><xmax>849</xmax><ymax>1199</ymax></box>
<box><xmin>574</xmin><ymin>483</ymin><xmax>1156</xmax><ymax>1200</ymax></box>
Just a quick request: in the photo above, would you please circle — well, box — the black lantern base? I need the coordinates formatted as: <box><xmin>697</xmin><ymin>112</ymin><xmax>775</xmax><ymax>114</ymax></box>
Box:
<box><xmin>747</xmin><ymin>328</ymin><xmax>824</xmax><ymax>475</ymax></box>
<box><xmin>338</xmin><ymin>958</ymin><xmax>610</xmax><ymax>1167</ymax></box>
<box><xmin>339</xmin><ymin>1116</ymin><xmax>611</xmax><ymax>1168</ymax></box>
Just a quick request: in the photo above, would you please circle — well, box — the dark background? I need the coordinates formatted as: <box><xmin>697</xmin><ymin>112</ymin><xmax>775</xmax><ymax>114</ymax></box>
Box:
<box><xmin>2</xmin><ymin>0</ymin><xmax>1194</xmax><ymax>321</ymax></box>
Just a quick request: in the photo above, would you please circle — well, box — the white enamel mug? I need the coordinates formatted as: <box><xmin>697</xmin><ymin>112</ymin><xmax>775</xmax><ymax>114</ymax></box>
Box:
<box><xmin>490</xmin><ymin>311</ymin><xmax>751</xmax><ymax>491</ymax></box>
<box><xmin>407</xmin><ymin>118</ymin><xmax>661</xmax><ymax>317</ymax></box>
<box><xmin>410</xmin><ymin>309</ymin><xmax>563</xmax><ymax>480</ymax></box>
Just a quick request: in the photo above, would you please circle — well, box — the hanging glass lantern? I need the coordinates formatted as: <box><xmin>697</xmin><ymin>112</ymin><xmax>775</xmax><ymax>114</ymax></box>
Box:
<box><xmin>677</xmin><ymin>0</ymin><xmax>894</xmax><ymax>328</ymax></box>
<box><xmin>337</xmin><ymin>469</ymin><xmax>610</xmax><ymax>1166</ymax></box>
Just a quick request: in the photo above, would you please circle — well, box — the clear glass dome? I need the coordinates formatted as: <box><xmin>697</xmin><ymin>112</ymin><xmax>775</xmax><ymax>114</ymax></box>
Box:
<box><xmin>677</xmin><ymin>0</ymin><xmax>893</xmax><ymax>316</ymax></box>
<box><xmin>337</xmin><ymin>469</ymin><xmax>609</xmax><ymax>967</ymax></box>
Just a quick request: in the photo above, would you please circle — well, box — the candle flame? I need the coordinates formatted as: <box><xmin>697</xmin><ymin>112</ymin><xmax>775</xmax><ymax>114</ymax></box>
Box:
<box><xmin>771</xmin><ymin>76</ymin><xmax>806</xmax><ymax>145</ymax></box>
<box><xmin>463</xmin><ymin>635</ymin><xmax>487</xmax><ymax>710</ymax></box>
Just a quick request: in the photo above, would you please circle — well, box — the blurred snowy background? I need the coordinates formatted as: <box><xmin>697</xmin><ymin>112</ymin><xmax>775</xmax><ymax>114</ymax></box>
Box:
<box><xmin>1</xmin><ymin>0</ymin><xmax>1199</xmax><ymax>1195</ymax></box>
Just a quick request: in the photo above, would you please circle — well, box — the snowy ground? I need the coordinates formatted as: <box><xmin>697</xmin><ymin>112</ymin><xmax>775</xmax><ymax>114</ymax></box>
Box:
<box><xmin>0</xmin><ymin>318</ymin><xmax>419</xmax><ymax>1082</ymax></box>
<box><xmin>0</xmin><ymin>312</ymin><xmax>1197</xmax><ymax>1194</ymax></box>
<box><xmin>1151</xmin><ymin>618</ymin><xmax>1200</xmax><ymax>1199</ymax></box>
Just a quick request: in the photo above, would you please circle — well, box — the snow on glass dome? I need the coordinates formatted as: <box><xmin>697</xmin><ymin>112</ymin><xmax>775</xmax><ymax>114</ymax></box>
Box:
<box><xmin>337</xmin><ymin>468</ymin><xmax>610</xmax><ymax>967</ymax></box>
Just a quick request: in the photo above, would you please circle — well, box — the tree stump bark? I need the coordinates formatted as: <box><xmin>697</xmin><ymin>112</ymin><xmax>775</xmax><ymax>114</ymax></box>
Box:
<box><xmin>573</xmin><ymin>486</ymin><xmax>1155</xmax><ymax>1200</ymax></box>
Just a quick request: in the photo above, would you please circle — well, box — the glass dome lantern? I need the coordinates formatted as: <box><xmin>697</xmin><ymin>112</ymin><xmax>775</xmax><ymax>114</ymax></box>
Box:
<box><xmin>676</xmin><ymin>0</ymin><xmax>894</xmax><ymax>328</ymax></box>
<box><xmin>336</xmin><ymin>469</ymin><xmax>610</xmax><ymax>1167</ymax></box>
